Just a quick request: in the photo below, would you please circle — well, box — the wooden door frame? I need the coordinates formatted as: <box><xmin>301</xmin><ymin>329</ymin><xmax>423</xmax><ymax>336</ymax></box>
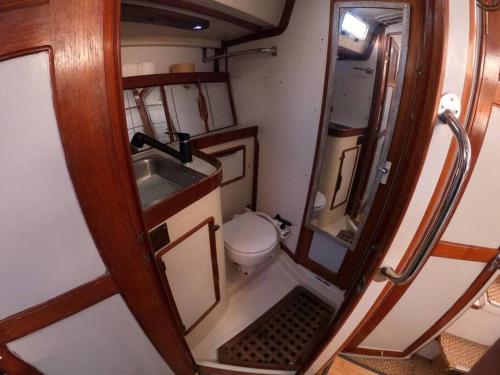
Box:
<box><xmin>295</xmin><ymin>0</ymin><xmax>447</xmax><ymax>292</ymax></box>
<box><xmin>0</xmin><ymin>1</ymin><xmax>196</xmax><ymax>373</ymax></box>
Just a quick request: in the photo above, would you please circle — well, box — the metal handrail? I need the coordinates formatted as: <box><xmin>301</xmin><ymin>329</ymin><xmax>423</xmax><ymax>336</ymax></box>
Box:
<box><xmin>380</xmin><ymin>109</ymin><xmax>472</xmax><ymax>285</ymax></box>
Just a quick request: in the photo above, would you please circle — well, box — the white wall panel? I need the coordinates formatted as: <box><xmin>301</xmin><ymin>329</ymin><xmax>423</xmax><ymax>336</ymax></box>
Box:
<box><xmin>228</xmin><ymin>0</ymin><xmax>330</xmax><ymax>252</ymax></box>
<box><xmin>0</xmin><ymin>52</ymin><xmax>106</xmax><ymax>320</ymax></box>
<box><xmin>360</xmin><ymin>257</ymin><xmax>485</xmax><ymax>351</ymax></box>
<box><xmin>8</xmin><ymin>295</ymin><xmax>173</xmax><ymax>375</ymax></box>
<box><xmin>443</xmin><ymin>106</ymin><xmax>500</xmax><ymax>248</ymax></box>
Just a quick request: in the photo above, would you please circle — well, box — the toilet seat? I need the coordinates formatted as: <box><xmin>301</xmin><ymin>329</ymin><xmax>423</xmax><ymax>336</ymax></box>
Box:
<box><xmin>314</xmin><ymin>191</ymin><xmax>326</xmax><ymax>211</ymax></box>
<box><xmin>223</xmin><ymin>212</ymin><xmax>278</xmax><ymax>254</ymax></box>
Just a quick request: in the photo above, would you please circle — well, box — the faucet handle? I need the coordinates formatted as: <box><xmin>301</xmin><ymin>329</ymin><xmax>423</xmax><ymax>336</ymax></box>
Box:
<box><xmin>165</xmin><ymin>131</ymin><xmax>190</xmax><ymax>142</ymax></box>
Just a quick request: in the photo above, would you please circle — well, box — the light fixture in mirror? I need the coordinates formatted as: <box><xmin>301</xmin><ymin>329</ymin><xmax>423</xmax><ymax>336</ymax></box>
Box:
<box><xmin>341</xmin><ymin>12</ymin><xmax>369</xmax><ymax>40</ymax></box>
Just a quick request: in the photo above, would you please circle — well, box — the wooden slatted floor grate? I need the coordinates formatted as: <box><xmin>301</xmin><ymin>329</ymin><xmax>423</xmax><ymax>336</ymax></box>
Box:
<box><xmin>218</xmin><ymin>286</ymin><xmax>335</xmax><ymax>371</ymax></box>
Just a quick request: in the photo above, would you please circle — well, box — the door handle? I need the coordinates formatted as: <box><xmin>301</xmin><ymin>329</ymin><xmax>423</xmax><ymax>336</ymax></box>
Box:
<box><xmin>379</xmin><ymin>93</ymin><xmax>471</xmax><ymax>285</ymax></box>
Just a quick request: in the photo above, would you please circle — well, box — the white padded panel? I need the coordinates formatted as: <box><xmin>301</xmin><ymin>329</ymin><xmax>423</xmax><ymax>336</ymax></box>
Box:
<box><xmin>8</xmin><ymin>295</ymin><xmax>173</xmax><ymax>375</ymax></box>
<box><xmin>0</xmin><ymin>52</ymin><xmax>106</xmax><ymax>319</ymax></box>
<box><xmin>205</xmin><ymin>82</ymin><xmax>235</xmax><ymax>130</ymax></box>
<box><xmin>217</xmin><ymin>148</ymin><xmax>245</xmax><ymax>185</ymax></box>
<box><xmin>360</xmin><ymin>257</ymin><xmax>485</xmax><ymax>351</ymax></box>
<box><xmin>161</xmin><ymin>223</ymin><xmax>217</xmax><ymax>330</ymax></box>
<box><xmin>443</xmin><ymin>106</ymin><xmax>500</xmax><ymax>248</ymax></box>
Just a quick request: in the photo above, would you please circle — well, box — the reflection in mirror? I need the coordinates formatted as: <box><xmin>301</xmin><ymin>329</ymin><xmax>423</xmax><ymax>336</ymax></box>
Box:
<box><xmin>123</xmin><ymin>80</ymin><xmax>235</xmax><ymax>147</ymax></box>
<box><xmin>307</xmin><ymin>4</ymin><xmax>409</xmax><ymax>262</ymax></box>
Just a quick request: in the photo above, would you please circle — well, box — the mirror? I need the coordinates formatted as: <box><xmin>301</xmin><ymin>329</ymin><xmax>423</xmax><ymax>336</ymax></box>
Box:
<box><xmin>123</xmin><ymin>79</ymin><xmax>235</xmax><ymax>146</ymax></box>
<box><xmin>306</xmin><ymin>3</ymin><xmax>409</xmax><ymax>261</ymax></box>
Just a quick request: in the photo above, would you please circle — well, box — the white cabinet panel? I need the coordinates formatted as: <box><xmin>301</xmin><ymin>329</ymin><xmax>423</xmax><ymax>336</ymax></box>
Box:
<box><xmin>8</xmin><ymin>295</ymin><xmax>173</xmax><ymax>375</ymax></box>
<box><xmin>157</xmin><ymin>218</ymin><xmax>219</xmax><ymax>333</ymax></box>
<box><xmin>360</xmin><ymin>257</ymin><xmax>485</xmax><ymax>351</ymax></box>
<box><xmin>443</xmin><ymin>106</ymin><xmax>500</xmax><ymax>248</ymax></box>
<box><xmin>206</xmin><ymin>82</ymin><xmax>235</xmax><ymax>130</ymax></box>
<box><xmin>0</xmin><ymin>52</ymin><xmax>106</xmax><ymax>320</ymax></box>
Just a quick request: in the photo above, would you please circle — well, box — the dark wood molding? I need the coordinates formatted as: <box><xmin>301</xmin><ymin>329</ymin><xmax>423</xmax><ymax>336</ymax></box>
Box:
<box><xmin>301</xmin><ymin>0</ymin><xmax>449</xmax><ymax>372</ymax></box>
<box><xmin>191</xmin><ymin>126</ymin><xmax>258</xmax><ymax>149</ymax></box>
<box><xmin>155</xmin><ymin>218</ymin><xmax>220</xmax><ymax>335</ymax></box>
<box><xmin>143</xmin><ymin>151</ymin><xmax>222</xmax><ymax>229</ymax></box>
<box><xmin>0</xmin><ymin>345</ymin><xmax>42</xmax><ymax>375</ymax></box>
<box><xmin>0</xmin><ymin>275</ymin><xmax>118</xmax><ymax>344</ymax></box>
<box><xmin>252</xmin><ymin>136</ymin><xmax>259</xmax><ymax>210</ymax></box>
<box><xmin>328</xmin><ymin>124</ymin><xmax>367</xmax><ymax>138</ymax></box>
<box><xmin>222</xmin><ymin>0</ymin><xmax>296</xmax><ymax>48</ymax></box>
<box><xmin>330</xmin><ymin>145</ymin><xmax>361</xmax><ymax>211</ymax></box>
<box><xmin>144</xmin><ymin>0</ymin><xmax>262</xmax><ymax>32</ymax></box>
<box><xmin>209</xmin><ymin>145</ymin><xmax>246</xmax><ymax>186</ymax></box>
<box><xmin>432</xmin><ymin>242</ymin><xmax>499</xmax><ymax>262</ymax></box>
<box><xmin>280</xmin><ymin>242</ymin><xmax>297</xmax><ymax>262</ymax></box>
<box><xmin>123</xmin><ymin>72</ymin><xmax>229</xmax><ymax>90</ymax></box>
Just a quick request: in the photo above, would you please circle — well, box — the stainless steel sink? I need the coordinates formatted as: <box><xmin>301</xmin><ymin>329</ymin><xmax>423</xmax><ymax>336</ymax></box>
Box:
<box><xmin>133</xmin><ymin>154</ymin><xmax>207</xmax><ymax>209</ymax></box>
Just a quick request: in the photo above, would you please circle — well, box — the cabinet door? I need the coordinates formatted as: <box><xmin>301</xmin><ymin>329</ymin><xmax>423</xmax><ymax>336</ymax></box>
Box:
<box><xmin>155</xmin><ymin>218</ymin><xmax>220</xmax><ymax>334</ymax></box>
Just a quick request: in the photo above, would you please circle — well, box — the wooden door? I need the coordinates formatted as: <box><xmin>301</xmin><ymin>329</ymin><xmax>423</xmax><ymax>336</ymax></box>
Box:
<box><xmin>0</xmin><ymin>1</ymin><xmax>195</xmax><ymax>373</ymax></box>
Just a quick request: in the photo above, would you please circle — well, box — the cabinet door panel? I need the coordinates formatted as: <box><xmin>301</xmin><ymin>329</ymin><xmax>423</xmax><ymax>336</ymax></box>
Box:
<box><xmin>156</xmin><ymin>218</ymin><xmax>219</xmax><ymax>334</ymax></box>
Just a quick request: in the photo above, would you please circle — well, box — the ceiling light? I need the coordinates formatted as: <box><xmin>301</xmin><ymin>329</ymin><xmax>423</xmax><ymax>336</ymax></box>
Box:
<box><xmin>341</xmin><ymin>12</ymin><xmax>369</xmax><ymax>41</ymax></box>
<box><xmin>192</xmin><ymin>25</ymin><xmax>204</xmax><ymax>30</ymax></box>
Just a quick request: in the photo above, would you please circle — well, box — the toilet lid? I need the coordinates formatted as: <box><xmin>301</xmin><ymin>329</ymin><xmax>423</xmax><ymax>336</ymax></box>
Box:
<box><xmin>314</xmin><ymin>191</ymin><xmax>326</xmax><ymax>209</ymax></box>
<box><xmin>223</xmin><ymin>212</ymin><xmax>278</xmax><ymax>254</ymax></box>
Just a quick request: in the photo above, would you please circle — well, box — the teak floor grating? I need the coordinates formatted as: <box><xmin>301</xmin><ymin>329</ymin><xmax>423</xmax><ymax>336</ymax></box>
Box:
<box><xmin>218</xmin><ymin>286</ymin><xmax>335</xmax><ymax>371</ymax></box>
<box><xmin>486</xmin><ymin>276</ymin><xmax>500</xmax><ymax>305</ymax></box>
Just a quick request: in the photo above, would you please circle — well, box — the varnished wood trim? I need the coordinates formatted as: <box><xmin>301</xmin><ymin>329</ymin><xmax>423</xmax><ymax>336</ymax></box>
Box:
<box><xmin>191</xmin><ymin>126</ymin><xmax>258</xmax><ymax>149</ymax></box>
<box><xmin>432</xmin><ymin>241</ymin><xmax>499</xmax><ymax>262</ymax></box>
<box><xmin>0</xmin><ymin>275</ymin><xmax>118</xmax><ymax>344</ymax></box>
<box><xmin>209</xmin><ymin>145</ymin><xmax>246</xmax><ymax>186</ymax></box>
<box><xmin>0</xmin><ymin>345</ymin><xmax>42</xmax><ymax>375</ymax></box>
<box><xmin>0</xmin><ymin>0</ymin><xmax>47</xmax><ymax>12</ymax></box>
<box><xmin>222</xmin><ymin>0</ymin><xmax>295</xmax><ymax>48</ymax></box>
<box><xmin>144</xmin><ymin>0</ymin><xmax>262</xmax><ymax>32</ymax></box>
<box><xmin>123</xmin><ymin>72</ymin><xmax>229</xmax><ymax>89</ymax></box>
<box><xmin>132</xmin><ymin>88</ymin><xmax>156</xmax><ymax>137</ymax></box>
<box><xmin>330</xmin><ymin>146</ymin><xmax>361</xmax><ymax>211</ymax></box>
<box><xmin>155</xmin><ymin>218</ymin><xmax>220</xmax><ymax>335</ymax></box>
<box><xmin>252</xmin><ymin>136</ymin><xmax>259</xmax><ymax>210</ymax></box>
<box><xmin>0</xmin><ymin>3</ymin><xmax>49</xmax><ymax>57</ymax></box>
<box><xmin>143</xmin><ymin>151</ymin><xmax>222</xmax><ymax>229</ymax></box>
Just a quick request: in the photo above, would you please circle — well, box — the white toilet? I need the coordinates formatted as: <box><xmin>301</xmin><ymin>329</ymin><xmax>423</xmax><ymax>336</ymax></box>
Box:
<box><xmin>314</xmin><ymin>191</ymin><xmax>326</xmax><ymax>212</ymax></box>
<box><xmin>223</xmin><ymin>211</ymin><xmax>279</xmax><ymax>274</ymax></box>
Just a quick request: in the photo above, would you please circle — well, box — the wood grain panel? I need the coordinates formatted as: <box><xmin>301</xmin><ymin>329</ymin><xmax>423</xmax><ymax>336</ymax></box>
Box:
<box><xmin>432</xmin><ymin>241</ymin><xmax>498</xmax><ymax>262</ymax></box>
<box><xmin>123</xmin><ymin>72</ymin><xmax>229</xmax><ymax>89</ymax></box>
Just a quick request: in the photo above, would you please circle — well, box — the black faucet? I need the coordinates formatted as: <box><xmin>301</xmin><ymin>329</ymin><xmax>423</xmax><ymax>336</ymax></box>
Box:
<box><xmin>131</xmin><ymin>132</ymin><xmax>193</xmax><ymax>164</ymax></box>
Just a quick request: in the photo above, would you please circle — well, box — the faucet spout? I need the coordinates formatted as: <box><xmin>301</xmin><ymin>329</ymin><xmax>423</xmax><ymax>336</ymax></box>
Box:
<box><xmin>131</xmin><ymin>132</ymin><xmax>193</xmax><ymax>164</ymax></box>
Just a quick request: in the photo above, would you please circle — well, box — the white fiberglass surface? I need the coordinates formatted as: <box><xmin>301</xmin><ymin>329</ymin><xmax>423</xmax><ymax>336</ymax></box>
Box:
<box><xmin>0</xmin><ymin>52</ymin><xmax>106</xmax><ymax>319</ymax></box>
<box><xmin>191</xmin><ymin>252</ymin><xmax>342</xmax><ymax>371</ymax></box>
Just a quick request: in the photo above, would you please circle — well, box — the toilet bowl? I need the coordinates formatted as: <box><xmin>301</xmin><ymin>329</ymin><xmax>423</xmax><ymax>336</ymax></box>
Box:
<box><xmin>314</xmin><ymin>191</ymin><xmax>326</xmax><ymax>212</ymax></box>
<box><xmin>223</xmin><ymin>211</ymin><xmax>279</xmax><ymax>274</ymax></box>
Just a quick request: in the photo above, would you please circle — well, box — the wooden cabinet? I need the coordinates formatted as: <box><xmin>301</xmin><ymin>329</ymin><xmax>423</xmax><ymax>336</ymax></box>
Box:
<box><xmin>155</xmin><ymin>218</ymin><xmax>220</xmax><ymax>334</ymax></box>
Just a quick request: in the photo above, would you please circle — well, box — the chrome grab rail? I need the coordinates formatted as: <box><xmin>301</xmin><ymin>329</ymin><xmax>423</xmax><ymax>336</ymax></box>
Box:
<box><xmin>379</xmin><ymin>104</ymin><xmax>472</xmax><ymax>285</ymax></box>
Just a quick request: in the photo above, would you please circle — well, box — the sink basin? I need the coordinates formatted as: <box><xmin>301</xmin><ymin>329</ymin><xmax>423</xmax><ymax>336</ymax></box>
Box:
<box><xmin>133</xmin><ymin>154</ymin><xmax>207</xmax><ymax>209</ymax></box>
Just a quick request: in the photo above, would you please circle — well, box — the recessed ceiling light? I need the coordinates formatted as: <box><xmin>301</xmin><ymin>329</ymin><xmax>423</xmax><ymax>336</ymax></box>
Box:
<box><xmin>192</xmin><ymin>25</ymin><xmax>204</xmax><ymax>30</ymax></box>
